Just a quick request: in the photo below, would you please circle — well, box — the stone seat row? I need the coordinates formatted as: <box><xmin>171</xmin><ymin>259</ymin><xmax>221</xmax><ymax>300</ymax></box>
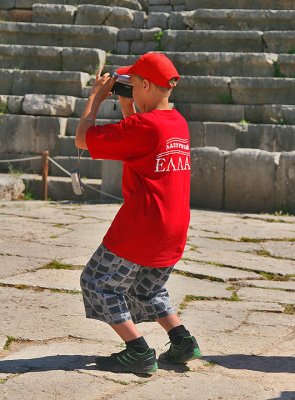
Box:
<box><xmin>2</xmin><ymin>45</ymin><xmax>295</xmax><ymax>77</ymax></box>
<box><xmin>2</xmin><ymin>94</ymin><xmax>295</xmax><ymax>126</ymax></box>
<box><xmin>5</xmin><ymin>4</ymin><xmax>295</xmax><ymax>32</ymax></box>
<box><xmin>1</xmin><ymin>22</ymin><xmax>295</xmax><ymax>54</ymax></box>
<box><xmin>186</xmin><ymin>0</ymin><xmax>295</xmax><ymax>10</ymax></box>
<box><xmin>1</xmin><ymin>71</ymin><xmax>295</xmax><ymax>104</ymax></box>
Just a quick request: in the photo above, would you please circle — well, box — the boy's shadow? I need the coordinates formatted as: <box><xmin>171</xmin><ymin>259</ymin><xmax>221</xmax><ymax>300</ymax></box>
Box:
<box><xmin>202</xmin><ymin>354</ymin><xmax>295</xmax><ymax>373</ymax></box>
<box><xmin>0</xmin><ymin>353</ymin><xmax>294</xmax><ymax>375</ymax></box>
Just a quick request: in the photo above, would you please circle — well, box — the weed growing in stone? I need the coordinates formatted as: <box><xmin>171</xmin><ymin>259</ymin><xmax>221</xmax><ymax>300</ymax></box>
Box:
<box><xmin>283</xmin><ymin>304</ymin><xmax>295</xmax><ymax>315</ymax></box>
<box><xmin>219</xmin><ymin>93</ymin><xmax>234</xmax><ymax>104</ymax></box>
<box><xmin>42</xmin><ymin>260</ymin><xmax>81</xmax><ymax>270</ymax></box>
<box><xmin>154</xmin><ymin>30</ymin><xmax>164</xmax><ymax>51</ymax></box>
<box><xmin>273</xmin><ymin>62</ymin><xmax>286</xmax><ymax>78</ymax></box>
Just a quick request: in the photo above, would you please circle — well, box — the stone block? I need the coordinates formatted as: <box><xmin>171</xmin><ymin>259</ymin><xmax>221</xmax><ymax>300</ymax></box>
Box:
<box><xmin>0</xmin><ymin>44</ymin><xmax>62</xmax><ymax>71</ymax></box>
<box><xmin>149</xmin><ymin>0</ymin><xmax>170</xmax><ymax>4</ymax></box>
<box><xmin>276</xmin><ymin>151</ymin><xmax>295</xmax><ymax>213</ymax></box>
<box><xmin>0</xmin><ymin>0</ymin><xmax>15</xmax><ymax>9</ymax></box>
<box><xmin>105</xmin><ymin>7</ymin><xmax>134</xmax><ymax>28</ymax></box>
<box><xmin>204</xmin><ymin>122</ymin><xmax>245</xmax><ymax>151</ymax></box>
<box><xmin>0</xmin><ymin>175</ymin><xmax>25</xmax><ymax>201</ymax></box>
<box><xmin>273</xmin><ymin>126</ymin><xmax>295</xmax><ymax>152</ymax></box>
<box><xmin>264</xmin><ymin>32</ymin><xmax>295</xmax><ymax>53</ymax></box>
<box><xmin>0</xmin><ymin>115</ymin><xmax>37</xmax><ymax>153</ymax></box>
<box><xmin>245</xmin><ymin>105</ymin><xmax>295</xmax><ymax>125</ymax></box>
<box><xmin>7</xmin><ymin>95</ymin><xmax>23</xmax><ymax>114</ymax></box>
<box><xmin>62</xmin><ymin>48</ymin><xmax>106</xmax><ymax>74</ymax></box>
<box><xmin>224</xmin><ymin>149</ymin><xmax>278</xmax><ymax>213</ymax></box>
<box><xmin>142</xmin><ymin>27</ymin><xmax>161</xmax><ymax>41</ymax></box>
<box><xmin>161</xmin><ymin>30</ymin><xmax>263</xmax><ymax>52</ymax></box>
<box><xmin>176</xmin><ymin>104</ymin><xmax>245</xmax><ymax>122</ymax></box>
<box><xmin>118</xmin><ymin>28</ymin><xmax>142</xmax><ymax>41</ymax></box>
<box><xmin>171</xmin><ymin>76</ymin><xmax>231</xmax><ymax>103</ymax></box>
<box><xmin>133</xmin><ymin>10</ymin><xmax>146</xmax><ymax>28</ymax></box>
<box><xmin>74</xmin><ymin>99</ymin><xmax>122</xmax><ymax>119</ymax></box>
<box><xmin>0</xmin><ymin>69</ymin><xmax>13</xmax><ymax>95</ymax></box>
<box><xmin>149</xmin><ymin>5</ymin><xmax>172</xmax><ymax>12</ymax></box>
<box><xmin>190</xmin><ymin>147</ymin><xmax>228</xmax><ymax>210</ymax></box>
<box><xmin>36</xmin><ymin>116</ymin><xmax>67</xmax><ymax>153</ymax></box>
<box><xmin>171</xmin><ymin>0</ymin><xmax>185</xmax><ymax>4</ymax></box>
<box><xmin>173</xmin><ymin>5</ymin><xmax>186</xmax><ymax>11</ymax></box>
<box><xmin>10</xmin><ymin>70</ymin><xmax>89</xmax><ymax>97</ymax></box>
<box><xmin>169</xmin><ymin>12</ymin><xmax>187</xmax><ymax>29</ymax></box>
<box><xmin>0</xmin><ymin>22</ymin><xmax>118</xmax><ymax>51</ymax></box>
<box><xmin>68</xmin><ymin>0</ymin><xmax>142</xmax><ymax>11</ymax></box>
<box><xmin>32</xmin><ymin>4</ymin><xmax>76</xmax><ymax>24</ymax></box>
<box><xmin>236</xmin><ymin>124</ymin><xmax>273</xmax><ymax>151</ymax></box>
<box><xmin>75</xmin><ymin>4</ymin><xmax>109</xmax><ymax>25</ymax></box>
<box><xmin>9</xmin><ymin>9</ymin><xmax>32</xmax><ymax>22</ymax></box>
<box><xmin>116</xmin><ymin>41</ymin><xmax>130</xmax><ymax>54</ymax></box>
<box><xmin>23</xmin><ymin>94</ymin><xmax>76</xmax><ymax>117</ymax></box>
<box><xmin>188</xmin><ymin>122</ymin><xmax>204</xmax><ymax>148</ymax></box>
<box><xmin>147</xmin><ymin>12</ymin><xmax>169</xmax><ymax>29</ymax></box>
<box><xmin>0</xmin><ymin>95</ymin><xmax>8</xmax><ymax>112</ymax></box>
<box><xmin>231</xmin><ymin>78</ymin><xmax>295</xmax><ymax>105</ymax></box>
<box><xmin>101</xmin><ymin>160</ymin><xmax>122</xmax><ymax>202</ymax></box>
<box><xmin>130</xmin><ymin>40</ymin><xmax>158</xmax><ymax>54</ymax></box>
<box><xmin>277</xmin><ymin>55</ymin><xmax>295</xmax><ymax>78</ymax></box>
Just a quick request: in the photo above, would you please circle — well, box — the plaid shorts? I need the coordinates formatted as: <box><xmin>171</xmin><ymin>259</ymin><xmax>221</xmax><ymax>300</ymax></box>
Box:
<box><xmin>80</xmin><ymin>244</ymin><xmax>175</xmax><ymax>325</ymax></box>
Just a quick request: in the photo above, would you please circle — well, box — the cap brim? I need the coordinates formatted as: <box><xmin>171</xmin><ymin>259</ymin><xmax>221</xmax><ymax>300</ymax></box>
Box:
<box><xmin>116</xmin><ymin>65</ymin><xmax>133</xmax><ymax>75</ymax></box>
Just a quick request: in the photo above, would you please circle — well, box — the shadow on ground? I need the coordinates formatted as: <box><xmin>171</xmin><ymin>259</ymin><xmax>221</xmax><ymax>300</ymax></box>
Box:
<box><xmin>203</xmin><ymin>355</ymin><xmax>295</xmax><ymax>373</ymax></box>
<box><xmin>268</xmin><ymin>392</ymin><xmax>295</xmax><ymax>400</ymax></box>
<box><xmin>0</xmin><ymin>354</ymin><xmax>189</xmax><ymax>374</ymax></box>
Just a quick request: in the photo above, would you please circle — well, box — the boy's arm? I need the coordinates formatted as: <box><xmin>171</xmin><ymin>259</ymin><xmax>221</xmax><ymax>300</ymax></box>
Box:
<box><xmin>75</xmin><ymin>72</ymin><xmax>116</xmax><ymax>149</ymax></box>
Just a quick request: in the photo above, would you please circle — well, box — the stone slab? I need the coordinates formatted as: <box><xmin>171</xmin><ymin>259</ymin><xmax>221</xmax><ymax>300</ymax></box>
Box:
<box><xmin>189</xmin><ymin>0</ymin><xmax>295</xmax><ymax>9</ymax></box>
<box><xmin>276</xmin><ymin>151</ymin><xmax>295</xmax><ymax>214</ymax></box>
<box><xmin>177</xmin><ymin>262</ymin><xmax>261</xmax><ymax>281</ymax></box>
<box><xmin>0</xmin><ymin>256</ymin><xmax>45</xmax><ymax>279</ymax></box>
<box><xmin>239</xmin><ymin>280</ymin><xmax>295</xmax><ymax>291</ymax></box>
<box><xmin>238</xmin><ymin>287</ymin><xmax>295</xmax><ymax>304</ymax></box>
<box><xmin>264</xmin><ymin>31</ymin><xmax>295</xmax><ymax>53</ymax></box>
<box><xmin>32</xmin><ymin>3</ymin><xmax>76</xmax><ymax>24</ymax></box>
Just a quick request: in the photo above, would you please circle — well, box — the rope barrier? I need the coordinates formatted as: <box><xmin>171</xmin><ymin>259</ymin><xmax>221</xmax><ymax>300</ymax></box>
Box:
<box><xmin>0</xmin><ymin>156</ymin><xmax>42</xmax><ymax>163</ymax></box>
<box><xmin>0</xmin><ymin>154</ymin><xmax>123</xmax><ymax>202</ymax></box>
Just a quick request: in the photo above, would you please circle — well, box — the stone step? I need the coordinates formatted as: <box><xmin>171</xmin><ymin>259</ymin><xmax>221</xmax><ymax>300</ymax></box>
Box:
<box><xmin>189</xmin><ymin>121</ymin><xmax>295</xmax><ymax>151</ymax></box>
<box><xmin>0</xmin><ymin>95</ymin><xmax>123</xmax><ymax>119</ymax></box>
<box><xmin>82</xmin><ymin>75</ymin><xmax>295</xmax><ymax>104</ymax></box>
<box><xmin>178</xmin><ymin>104</ymin><xmax>295</xmax><ymax>124</ymax></box>
<box><xmin>20</xmin><ymin>173</ymin><xmax>103</xmax><ymax>202</ymax></box>
<box><xmin>0</xmin><ymin>44</ymin><xmax>106</xmax><ymax>74</ymax></box>
<box><xmin>0</xmin><ymin>69</ymin><xmax>90</xmax><ymax>97</ymax></box>
<box><xmin>106</xmin><ymin>52</ymin><xmax>295</xmax><ymax>77</ymax></box>
<box><xmin>183</xmin><ymin>9</ymin><xmax>295</xmax><ymax>31</ymax></box>
<box><xmin>50</xmin><ymin>156</ymin><xmax>102</xmax><ymax>179</ymax></box>
<box><xmin>0</xmin><ymin>8</ymin><xmax>32</xmax><ymax>22</ymax></box>
<box><xmin>186</xmin><ymin>0</ymin><xmax>295</xmax><ymax>10</ymax></box>
<box><xmin>0</xmin><ymin>0</ymin><xmax>142</xmax><ymax>11</ymax></box>
<box><xmin>264</xmin><ymin>31</ymin><xmax>295</xmax><ymax>53</ymax></box>
<box><xmin>32</xmin><ymin>4</ymin><xmax>146</xmax><ymax>29</ymax></box>
<box><xmin>0</xmin><ymin>22</ymin><xmax>118</xmax><ymax>51</ymax></box>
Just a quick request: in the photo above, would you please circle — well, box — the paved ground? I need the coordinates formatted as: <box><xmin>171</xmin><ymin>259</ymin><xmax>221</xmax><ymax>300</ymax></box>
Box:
<box><xmin>0</xmin><ymin>201</ymin><xmax>294</xmax><ymax>400</ymax></box>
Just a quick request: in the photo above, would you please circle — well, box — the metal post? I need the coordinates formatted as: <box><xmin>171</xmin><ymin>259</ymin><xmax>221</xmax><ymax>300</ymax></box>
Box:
<box><xmin>42</xmin><ymin>150</ymin><xmax>49</xmax><ymax>201</ymax></box>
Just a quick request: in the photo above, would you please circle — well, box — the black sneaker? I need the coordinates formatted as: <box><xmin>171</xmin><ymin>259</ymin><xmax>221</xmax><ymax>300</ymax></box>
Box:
<box><xmin>158</xmin><ymin>336</ymin><xmax>202</xmax><ymax>364</ymax></box>
<box><xmin>95</xmin><ymin>347</ymin><xmax>158</xmax><ymax>374</ymax></box>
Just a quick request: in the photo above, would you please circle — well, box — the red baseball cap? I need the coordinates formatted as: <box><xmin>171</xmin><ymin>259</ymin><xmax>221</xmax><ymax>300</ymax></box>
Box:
<box><xmin>116</xmin><ymin>53</ymin><xmax>180</xmax><ymax>88</ymax></box>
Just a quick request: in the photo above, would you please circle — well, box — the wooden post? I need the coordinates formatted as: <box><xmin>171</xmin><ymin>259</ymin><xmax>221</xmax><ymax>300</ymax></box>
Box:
<box><xmin>42</xmin><ymin>150</ymin><xmax>49</xmax><ymax>201</ymax></box>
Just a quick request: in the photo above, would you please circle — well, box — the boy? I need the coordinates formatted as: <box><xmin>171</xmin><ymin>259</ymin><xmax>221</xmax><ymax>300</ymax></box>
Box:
<box><xmin>75</xmin><ymin>53</ymin><xmax>201</xmax><ymax>374</ymax></box>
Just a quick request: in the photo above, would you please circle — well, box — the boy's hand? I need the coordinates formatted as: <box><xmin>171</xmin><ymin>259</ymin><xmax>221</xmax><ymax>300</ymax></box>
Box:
<box><xmin>118</xmin><ymin>96</ymin><xmax>136</xmax><ymax>118</ymax></box>
<box><xmin>90</xmin><ymin>70</ymin><xmax>117</xmax><ymax>102</ymax></box>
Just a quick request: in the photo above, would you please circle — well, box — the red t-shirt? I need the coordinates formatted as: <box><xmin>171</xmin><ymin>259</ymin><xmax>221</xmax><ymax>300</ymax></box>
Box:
<box><xmin>86</xmin><ymin>108</ymin><xmax>190</xmax><ymax>267</ymax></box>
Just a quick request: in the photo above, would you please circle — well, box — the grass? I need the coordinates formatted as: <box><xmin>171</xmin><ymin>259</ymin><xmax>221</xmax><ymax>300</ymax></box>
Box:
<box><xmin>239</xmin><ymin>119</ymin><xmax>249</xmax><ymax>126</ymax></box>
<box><xmin>0</xmin><ymin>378</ymin><xmax>8</xmax><ymax>384</ymax></box>
<box><xmin>283</xmin><ymin>304</ymin><xmax>295</xmax><ymax>315</ymax></box>
<box><xmin>288</xmin><ymin>48</ymin><xmax>295</xmax><ymax>54</ymax></box>
<box><xmin>219</xmin><ymin>93</ymin><xmax>234</xmax><ymax>104</ymax></box>
<box><xmin>42</xmin><ymin>260</ymin><xmax>81</xmax><ymax>270</ymax></box>
<box><xmin>259</xmin><ymin>271</ymin><xmax>288</xmax><ymax>281</ymax></box>
<box><xmin>273</xmin><ymin>61</ymin><xmax>286</xmax><ymax>78</ymax></box>
<box><xmin>0</xmin><ymin>101</ymin><xmax>8</xmax><ymax>114</ymax></box>
<box><xmin>154</xmin><ymin>30</ymin><xmax>164</xmax><ymax>51</ymax></box>
<box><xmin>3</xmin><ymin>336</ymin><xmax>19</xmax><ymax>351</ymax></box>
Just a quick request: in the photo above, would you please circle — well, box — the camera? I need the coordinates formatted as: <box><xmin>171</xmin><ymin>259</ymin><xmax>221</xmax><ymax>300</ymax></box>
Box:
<box><xmin>71</xmin><ymin>168</ymin><xmax>84</xmax><ymax>196</ymax></box>
<box><xmin>111</xmin><ymin>72</ymin><xmax>133</xmax><ymax>98</ymax></box>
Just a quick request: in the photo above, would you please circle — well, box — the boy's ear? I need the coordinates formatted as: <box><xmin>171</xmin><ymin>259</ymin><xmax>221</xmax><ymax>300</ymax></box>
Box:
<box><xmin>142</xmin><ymin>79</ymin><xmax>150</xmax><ymax>91</ymax></box>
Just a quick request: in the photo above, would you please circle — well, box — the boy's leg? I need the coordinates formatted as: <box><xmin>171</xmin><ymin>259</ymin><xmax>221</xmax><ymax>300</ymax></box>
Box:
<box><xmin>124</xmin><ymin>265</ymin><xmax>201</xmax><ymax>364</ymax></box>
<box><xmin>80</xmin><ymin>244</ymin><xmax>157</xmax><ymax>374</ymax></box>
